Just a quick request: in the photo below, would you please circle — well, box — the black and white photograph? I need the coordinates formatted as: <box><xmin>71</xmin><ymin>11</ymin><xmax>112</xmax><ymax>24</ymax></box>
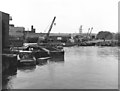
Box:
<box><xmin>0</xmin><ymin>0</ymin><xmax>119</xmax><ymax>90</ymax></box>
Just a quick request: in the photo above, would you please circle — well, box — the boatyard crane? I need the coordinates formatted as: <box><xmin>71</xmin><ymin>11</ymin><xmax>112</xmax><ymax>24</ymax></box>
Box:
<box><xmin>88</xmin><ymin>27</ymin><xmax>93</xmax><ymax>38</ymax></box>
<box><xmin>38</xmin><ymin>16</ymin><xmax>56</xmax><ymax>44</ymax></box>
<box><xmin>45</xmin><ymin>16</ymin><xmax>56</xmax><ymax>41</ymax></box>
<box><xmin>82</xmin><ymin>27</ymin><xmax>93</xmax><ymax>41</ymax></box>
<box><xmin>86</xmin><ymin>28</ymin><xmax>90</xmax><ymax>38</ymax></box>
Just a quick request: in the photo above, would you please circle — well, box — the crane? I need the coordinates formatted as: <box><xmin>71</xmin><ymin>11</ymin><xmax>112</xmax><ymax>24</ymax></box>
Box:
<box><xmin>45</xmin><ymin>16</ymin><xmax>56</xmax><ymax>41</ymax></box>
<box><xmin>83</xmin><ymin>27</ymin><xmax>93</xmax><ymax>41</ymax></box>
<box><xmin>38</xmin><ymin>16</ymin><xmax>56</xmax><ymax>44</ymax></box>
<box><xmin>86</xmin><ymin>28</ymin><xmax>90</xmax><ymax>38</ymax></box>
<box><xmin>89</xmin><ymin>27</ymin><xmax>93</xmax><ymax>38</ymax></box>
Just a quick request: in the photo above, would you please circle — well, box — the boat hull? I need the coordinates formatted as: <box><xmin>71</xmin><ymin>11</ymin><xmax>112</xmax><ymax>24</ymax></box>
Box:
<box><xmin>18</xmin><ymin>59</ymin><xmax>36</xmax><ymax>66</ymax></box>
<box><xmin>50</xmin><ymin>51</ymin><xmax>64</xmax><ymax>57</ymax></box>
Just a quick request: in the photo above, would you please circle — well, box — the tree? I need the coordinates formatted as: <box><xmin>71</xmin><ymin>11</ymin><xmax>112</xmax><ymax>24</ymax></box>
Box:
<box><xmin>96</xmin><ymin>31</ymin><xmax>113</xmax><ymax>40</ymax></box>
<box><xmin>114</xmin><ymin>33</ymin><xmax>120</xmax><ymax>40</ymax></box>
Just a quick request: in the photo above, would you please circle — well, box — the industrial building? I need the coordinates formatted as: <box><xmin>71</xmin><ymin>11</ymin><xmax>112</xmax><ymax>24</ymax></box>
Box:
<box><xmin>9</xmin><ymin>24</ymin><xmax>25</xmax><ymax>47</ymax></box>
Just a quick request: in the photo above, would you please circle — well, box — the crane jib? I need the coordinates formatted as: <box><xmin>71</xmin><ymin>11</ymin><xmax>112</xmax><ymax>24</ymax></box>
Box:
<box><xmin>46</xmin><ymin>16</ymin><xmax>56</xmax><ymax>38</ymax></box>
<box><xmin>38</xmin><ymin>16</ymin><xmax>56</xmax><ymax>44</ymax></box>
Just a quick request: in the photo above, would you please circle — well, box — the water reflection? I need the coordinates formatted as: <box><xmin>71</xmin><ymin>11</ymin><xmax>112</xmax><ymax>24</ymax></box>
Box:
<box><xmin>97</xmin><ymin>47</ymin><xmax>118</xmax><ymax>57</ymax></box>
<box><xmin>17</xmin><ymin>65</ymin><xmax>36</xmax><ymax>73</ymax></box>
<box><xmin>36</xmin><ymin>56</ymin><xmax>64</xmax><ymax>66</ymax></box>
<box><xmin>49</xmin><ymin>55</ymin><xmax>64</xmax><ymax>63</ymax></box>
<box><xmin>36</xmin><ymin>58</ymin><xmax>48</xmax><ymax>66</ymax></box>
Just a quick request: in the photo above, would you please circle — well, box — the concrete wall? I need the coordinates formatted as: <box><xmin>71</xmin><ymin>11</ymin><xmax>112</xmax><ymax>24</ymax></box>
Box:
<box><xmin>0</xmin><ymin>12</ymin><xmax>2</xmax><ymax>53</ymax></box>
<box><xmin>0</xmin><ymin>12</ymin><xmax>9</xmax><ymax>90</ymax></box>
<box><xmin>0</xmin><ymin>11</ymin><xmax>9</xmax><ymax>49</ymax></box>
<box><xmin>0</xmin><ymin>11</ymin><xmax>2</xmax><ymax>90</ymax></box>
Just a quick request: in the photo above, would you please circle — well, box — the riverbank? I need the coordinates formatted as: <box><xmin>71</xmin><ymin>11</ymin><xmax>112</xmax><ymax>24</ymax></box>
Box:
<box><xmin>77</xmin><ymin>40</ymin><xmax>118</xmax><ymax>47</ymax></box>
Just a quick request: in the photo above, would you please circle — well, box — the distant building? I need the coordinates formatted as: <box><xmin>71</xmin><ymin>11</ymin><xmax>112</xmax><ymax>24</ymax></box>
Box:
<box><xmin>31</xmin><ymin>25</ymin><xmax>36</xmax><ymax>33</ymax></box>
<box><xmin>9</xmin><ymin>24</ymin><xmax>25</xmax><ymax>37</ymax></box>
<box><xmin>25</xmin><ymin>32</ymin><xmax>71</xmax><ymax>43</ymax></box>
<box><xmin>9</xmin><ymin>24</ymin><xmax>25</xmax><ymax>47</ymax></box>
<box><xmin>24</xmin><ymin>25</ymin><xmax>36</xmax><ymax>34</ymax></box>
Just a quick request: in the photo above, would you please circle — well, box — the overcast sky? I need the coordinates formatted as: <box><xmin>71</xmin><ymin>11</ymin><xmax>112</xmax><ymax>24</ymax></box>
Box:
<box><xmin>0</xmin><ymin>0</ymin><xmax>119</xmax><ymax>33</ymax></box>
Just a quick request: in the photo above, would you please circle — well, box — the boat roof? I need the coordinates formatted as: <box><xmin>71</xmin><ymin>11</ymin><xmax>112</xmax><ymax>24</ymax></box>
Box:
<box><xmin>19</xmin><ymin>50</ymin><xmax>32</xmax><ymax>53</ymax></box>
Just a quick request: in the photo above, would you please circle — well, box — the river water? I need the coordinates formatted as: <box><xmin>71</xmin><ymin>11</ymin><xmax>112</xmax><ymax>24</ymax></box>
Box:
<box><xmin>3</xmin><ymin>46</ymin><xmax>118</xmax><ymax>89</ymax></box>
